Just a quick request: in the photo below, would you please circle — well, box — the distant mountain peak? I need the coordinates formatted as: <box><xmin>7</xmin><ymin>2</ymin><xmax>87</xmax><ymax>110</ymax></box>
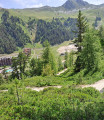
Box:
<box><xmin>22</xmin><ymin>0</ymin><xmax>104</xmax><ymax>12</ymax></box>
<box><xmin>62</xmin><ymin>0</ymin><xmax>91</xmax><ymax>10</ymax></box>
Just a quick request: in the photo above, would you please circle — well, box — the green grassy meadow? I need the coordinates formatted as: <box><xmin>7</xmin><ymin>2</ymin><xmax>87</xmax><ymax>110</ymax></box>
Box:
<box><xmin>6</xmin><ymin>7</ymin><xmax>104</xmax><ymax>26</ymax></box>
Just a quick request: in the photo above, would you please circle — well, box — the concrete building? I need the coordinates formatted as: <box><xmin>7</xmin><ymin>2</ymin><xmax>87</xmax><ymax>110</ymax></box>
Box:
<box><xmin>0</xmin><ymin>57</ymin><xmax>12</xmax><ymax>67</ymax></box>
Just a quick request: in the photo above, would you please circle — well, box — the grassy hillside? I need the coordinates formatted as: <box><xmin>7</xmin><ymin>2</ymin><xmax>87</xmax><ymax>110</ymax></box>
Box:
<box><xmin>5</xmin><ymin>7</ymin><xmax>104</xmax><ymax>26</ymax></box>
<box><xmin>62</xmin><ymin>0</ymin><xmax>92</xmax><ymax>10</ymax></box>
<box><xmin>0</xmin><ymin>6</ymin><xmax>104</xmax><ymax>54</ymax></box>
<box><xmin>0</xmin><ymin>9</ymin><xmax>77</xmax><ymax>54</ymax></box>
<box><xmin>0</xmin><ymin>4</ymin><xmax>104</xmax><ymax>25</ymax></box>
<box><xmin>0</xmin><ymin>11</ymin><xmax>31</xmax><ymax>54</ymax></box>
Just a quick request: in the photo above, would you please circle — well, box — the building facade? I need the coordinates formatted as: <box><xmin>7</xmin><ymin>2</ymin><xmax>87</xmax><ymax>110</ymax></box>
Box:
<box><xmin>0</xmin><ymin>57</ymin><xmax>12</xmax><ymax>67</ymax></box>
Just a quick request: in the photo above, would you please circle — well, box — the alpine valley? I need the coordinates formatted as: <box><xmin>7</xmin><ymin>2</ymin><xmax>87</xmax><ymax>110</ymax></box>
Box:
<box><xmin>0</xmin><ymin>0</ymin><xmax>104</xmax><ymax>54</ymax></box>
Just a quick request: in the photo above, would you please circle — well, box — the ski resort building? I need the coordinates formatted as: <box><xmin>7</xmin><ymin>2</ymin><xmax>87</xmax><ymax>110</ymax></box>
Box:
<box><xmin>0</xmin><ymin>57</ymin><xmax>12</xmax><ymax>67</ymax></box>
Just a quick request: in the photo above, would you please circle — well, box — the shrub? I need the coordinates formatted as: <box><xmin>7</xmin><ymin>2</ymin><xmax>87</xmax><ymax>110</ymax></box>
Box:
<box><xmin>82</xmin><ymin>87</ymin><xmax>100</xmax><ymax>98</ymax></box>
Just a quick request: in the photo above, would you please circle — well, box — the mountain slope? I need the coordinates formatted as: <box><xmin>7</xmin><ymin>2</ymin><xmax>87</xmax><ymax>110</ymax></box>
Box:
<box><xmin>0</xmin><ymin>11</ymin><xmax>31</xmax><ymax>54</ymax></box>
<box><xmin>23</xmin><ymin>0</ymin><xmax>94</xmax><ymax>12</ymax></box>
<box><xmin>0</xmin><ymin>10</ymin><xmax>78</xmax><ymax>54</ymax></box>
<box><xmin>0</xmin><ymin>1</ymin><xmax>104</xmax><ymax>54</ymax></box>
<box><xmin>61</xmin><ymin>0</ymin><xmax>93</xmax><ymax>10</ymax></box>
<box><xmin>35</xmin><ymin>18</ymin><xmax>77</xmax><ymax>45</ymax></box>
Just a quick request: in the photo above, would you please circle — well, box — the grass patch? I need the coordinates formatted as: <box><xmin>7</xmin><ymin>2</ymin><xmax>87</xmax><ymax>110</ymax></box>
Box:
<box><xmin>24</xmin><ymin>76</ymin><xmax>75</xmax><ymax>87</ymax></box>
<box><xmin>0</xmin><ymin>76</ymin><xmax>75</xmax><ymax>90</ymax></box>
<box><xmin>60</xmin><ymin>68</ymin><xmax>104</xmax><ymax>85</ymax></box>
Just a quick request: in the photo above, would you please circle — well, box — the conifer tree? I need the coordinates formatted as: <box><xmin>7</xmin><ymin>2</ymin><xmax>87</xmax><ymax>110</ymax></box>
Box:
<box><xmin>64</xmin><ymin>51</ymin><xmax>69</xmax><ymax>68</ymax></box>
<box><xmin>30</xmin><ymin>58</ymin><xmax>42</xmax><ymax>76</ymax></box>
<box><xmin>30</xmin><ymin>58</ymin><xmax>38</xmax><ymax>76</ymax></box>
<box><xmin>50</xmin><ymin>53</ymin><xmax>57</xmax><ymax>74</ymax></box>
<box><xmin>58</xmin><ymin>56</ymin><xmax>63</xmax><ymax>71</ymax></box>
<box><xmin>69</xmin><ymin>51</ymin><xmax>74</xmax><ymax>68</ymax></box>
<box><xmin>42</xmin><ymin>41</ymin><xmax>57</xmax><ymax>75</ymax></box>
<box><xmin>99</xmin><ymin>26</ymin><xmax>104</xmax><ymax>52</ymax></box>
<box><xmin>81</xmin><ymin>29</ymin><xmax>101</xmax><ymax>71</ymax></box>
<box><xmin>12</xmin><ymin>57</ymin><xmax>19</xmax><ymax>79</ymax></box>
<box><xmin>18</xmin><ymin>52</ymin><xmax>28</xmax><ymax>75</ymax></box>
<box><xmin>1</xmin><ymin>10</ymin><xmax>9</xmax><ymax>22</ymax></box>
<box><xmin>12</xmin><ymin>52</ymin><xmax>29</xmax><ymax>79</ymax></box>
<box><xmin>74</xmin><ymin>10</ymin><xmax>87</xmax><ymax>72</ymax></box>
<box><xmin>42</xmin><ymin>41</ymin><xmax>51</xmax><ymax>65</ymax></box>
<box><xmin>42</xmin><ymin>64</ymin><xmax>53</xmax><ymax>76</ymax></box>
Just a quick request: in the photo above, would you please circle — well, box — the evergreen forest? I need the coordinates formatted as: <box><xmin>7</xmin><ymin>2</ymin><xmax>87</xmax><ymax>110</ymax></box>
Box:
<box><xmin>0</xmin><ymin>10</ymin><xmax>77</xmax><ymax>54</ymax></box>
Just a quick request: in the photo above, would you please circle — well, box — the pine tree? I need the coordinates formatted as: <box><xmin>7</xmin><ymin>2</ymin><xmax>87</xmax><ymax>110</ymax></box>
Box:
<box><xmin>81</xmin><ymin>29</ymin><xmax>101</xmax><ymax>71</ymax></box>
<box><xmin>58</xmin><ymin>56</ymin><xmax>63</xmax><ymax>71</ymax></box>
<box><xmin>12</xmin><ymin>52</ymin><xmax>29</xmax><ymax>79</ymax></box>
<box><xmin>42</xmin><ymin>41</ymin><xmax>57</xmax><ymax>75</ymax></box>
<box><xmin>12</xmin><ymin>57</ymin><xmax>19</xmax><ymax>79</ymax></box>
<box><xmin>30</xmin><ymin>58</ymin><xmax>38</xmax><ymax>76</ymax></box>
<box><xmin>99</xmin><ymin>26</ymin><xmax>104</xmax><ymax>53</ymax></box>
<box><xmin>69</xmin><ymin>51</ymin><xmax>74</xmax><ymax>68</ymax></box>
<box><xmin>42</xmin><ymin>41</ymin><xmax>51</xmax><ymax>65</ymax></box>
<box><xmin>50</xmin><ymin>53</ymin><xmax>57</xmax><ymax>74</ymax></box>
<box><xmin>1</xmin><ymin>10</ymin><xmax>9</xmax><ymax>22</ymax></box>
<box><xmin>42</xmin><ymin>64</ymin><xmax>53</xmax><ymax>76</ymax></box>
<box><xmin>74</xmin><ymin>10</ymin><xmax>87</xmax><ymax>72</ymax></box>
<box><xmin>30</xmin><ymin>58</ymin><xmax>42</xmax><ymax>76</ymax></box>
<box><xmin>64</xmin><ymin>51</ymin><xmax>69</xmax><ymax>68</ymax></box>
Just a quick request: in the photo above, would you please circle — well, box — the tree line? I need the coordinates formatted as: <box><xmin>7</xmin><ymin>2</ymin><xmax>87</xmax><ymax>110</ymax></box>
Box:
<box><xmin>35</xmin><ymin>17</ymin><xmax>77</xmax><ymax>45</ymax></box>
<box><xmin>11</xmin><ymin>41</ymin><xmax>60</xmax><ymax>79</ymax></box>
<box><xmin>0</xmin><ymin>10</ymin><xmax>30</xmax><ymax>54</ymax></box>
<box><xmin>74</xmin><ymin>10</ymin><xmax>104</xmax><ymax>74</ymax></box>
<box><xmin>0</xmin><ymin>10</ymin><xmax>78</xmax><ymax>54</ymax></box>
<box><xmin>8</xmin><ymin>10</ymin><xmax>104</xmax><ymax>80</ymax></box>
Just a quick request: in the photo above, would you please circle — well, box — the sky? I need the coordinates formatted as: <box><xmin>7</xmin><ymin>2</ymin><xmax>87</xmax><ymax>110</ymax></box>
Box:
<box><xmin>0</xmin><ymin>0</ymin><xmax>104</xmax><ymax>9</ymax></box>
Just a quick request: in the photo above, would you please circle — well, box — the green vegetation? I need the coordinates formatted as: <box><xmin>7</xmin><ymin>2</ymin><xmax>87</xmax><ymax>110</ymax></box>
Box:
<box><xmin>74</xmin><ymin>10</ymin><xmax>87</xmax><ymax>72</ymax></box>
<box><xmin>93</xmin><ymin>16</ymin><xmax>101</xmax><ymax>28</ymax></box>
<box><xmin>35</xmin><ymin>18</ymin><xmax>77</xmax><ymax>45</ymax></box>
<box><xmin>60</xmin><ymin>11</ymin><xmax>104</xmax><ymax>85</ymax></box>
<box><xmin>0</xmin><ymin>84</ymin><xmax>104</xmax><ymax>119</ymax></box>
<box><xmin>64</xmin><ymin>51</ymin><xmax>69</xmax><ymax>68</ymax></box>
<box><xmin>12</xmin><ymin>52</ymin><xmax>29</xmax><ymax>79</ymax></box>
<box><xmin>1</xmin><ymin>7</ymin><xmax>104</xmax><ymax>119</ymax></box>
<box><xmin>0</xmin><ymin>10</ymin><xmax>77</xmax><ymax>54</ymax></box>
<box><xmin>1</xmin><ymin>5</ymin><xmax>104</xmax><ymax>54</ymax></box>
<box><xmin>0</xmin><ymin>11</ymin><xmax>30</xmax><ymax>54</ymax></box>
<box><xmin>0</xmin><ymin>76</ymin><xmax>74</xmax><ymax>90</ymax></box>
<box><xmin>58</xmin><ymin>56</ymin><xmax>64</xmax><ymax>71</ymax></box>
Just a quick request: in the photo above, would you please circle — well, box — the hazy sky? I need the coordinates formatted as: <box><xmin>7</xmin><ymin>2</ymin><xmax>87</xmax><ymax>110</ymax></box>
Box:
<box><xmin>0</xmin><ymin>0</ymin><xmax>104</xmax><ymax>9</ymax></box>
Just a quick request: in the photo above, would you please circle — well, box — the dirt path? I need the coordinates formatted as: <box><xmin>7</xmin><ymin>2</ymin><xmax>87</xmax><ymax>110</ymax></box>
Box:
<box><xmin>81</xmin><ymin>79</ymin><xmax>104</xmax><ymax>92</ymax></box>
<box><xmin>0</xmin><ymin>86</ymin><xmax>62</xmax><ymax>92</ymax></box>
<box><xmin>26</xmin><ymin>86</ymin><xmax>62</xmax><ymax>92</ymax></box>
<box><xmin>0</xmin><ymin>53</ymin><xmax>18</xmax><ymax>58</ymax></box>
<box><xmin>1</xmin><ymin>78</ymin><xmax>104</xmax><ymax>93</ymax></box>
<box><xmin>0</xmin><ymin>90</ymin><xmax>8</xmax><ymax>92</ymax></box>
<box><xmin>57</xmin><ymin>68</ymin><xmax>67</xmax><ymax>75</ymax></box>
<box><xmin>57</xmin><ymin>44</ymin><xmax>77</xmax><ymax>54</ymax></box>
